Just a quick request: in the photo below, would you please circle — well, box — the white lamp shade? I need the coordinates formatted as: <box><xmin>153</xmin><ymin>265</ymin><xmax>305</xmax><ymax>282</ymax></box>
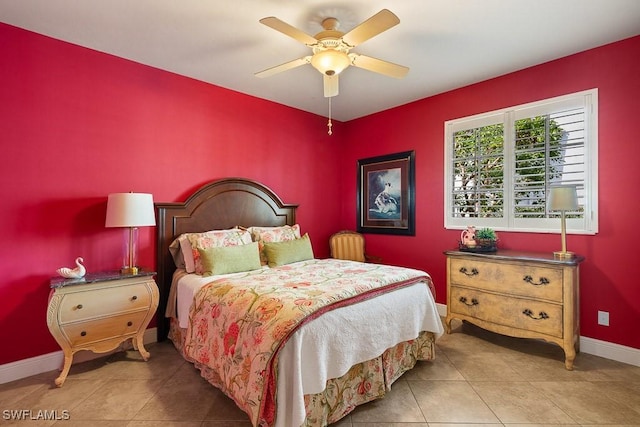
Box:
<box><xmin>105</xmin><ymin>193</ymin><xmax>156</xmax><ymax>227</ymax></box>
<box><xmin>549</xmin><ymin>185</ymin><xmax>578</xmax><ymax>211</ymax></box>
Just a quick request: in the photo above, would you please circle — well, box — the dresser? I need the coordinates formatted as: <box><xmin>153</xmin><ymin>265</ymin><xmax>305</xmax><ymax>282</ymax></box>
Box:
<box><xmin>444</xmin><ymin>250</ymin><xmax>584</xmax><ymax>370</ymax></box>
<box><xmin>47</xmin><ymin>271</ymin><xmax>159</xmax><ymax>386</ymax></box>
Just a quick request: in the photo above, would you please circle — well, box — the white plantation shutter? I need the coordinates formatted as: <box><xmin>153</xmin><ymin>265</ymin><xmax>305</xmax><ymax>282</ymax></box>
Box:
<box><xmin>445</xmin><ymin>89</ymin><xmax>598</xmax><ymax>234</ymax></box>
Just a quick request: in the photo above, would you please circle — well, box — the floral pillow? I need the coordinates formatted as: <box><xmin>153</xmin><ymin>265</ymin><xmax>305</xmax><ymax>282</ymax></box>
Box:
<box><xmin>185</xmin><ymin>228</ymin><xmax>253</xmax><ymax>274</ymax></box>
<box><xmin>247</xmin><ymin>224</ymin><xmax>301</xmax><ymax>265</ymax></box>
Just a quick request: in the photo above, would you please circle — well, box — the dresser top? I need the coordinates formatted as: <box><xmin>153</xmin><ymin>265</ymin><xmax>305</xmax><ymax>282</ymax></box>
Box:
<box><xmin>50</xmin><ymin>270</ymin><xmax>156</xmax><ymax>288</ymax></box>
<box><xmin>444</xmin><ymin>249</ymin><xmax>585</xmax><ymax>266</ymax></box>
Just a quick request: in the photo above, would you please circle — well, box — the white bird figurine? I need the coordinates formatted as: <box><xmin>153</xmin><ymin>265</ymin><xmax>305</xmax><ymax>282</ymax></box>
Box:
<box><xmin>56</xmin><ymin>257</ymin><xmax>86</xmax><ymax>279</ymax></box>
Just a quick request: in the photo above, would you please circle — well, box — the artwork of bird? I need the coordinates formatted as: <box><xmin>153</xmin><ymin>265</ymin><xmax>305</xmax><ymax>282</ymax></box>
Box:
<box><xmin>56</xmin><ymin>257</ymin><xmax>86</xmax><ymax>279</ymax></box>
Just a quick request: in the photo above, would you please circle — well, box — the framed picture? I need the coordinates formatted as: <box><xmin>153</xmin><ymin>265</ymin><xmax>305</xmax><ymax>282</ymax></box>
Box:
<box><xmin>357</xmin><ymin>150</ymin><xmax>415</xmax><ymax>235</ymax></box>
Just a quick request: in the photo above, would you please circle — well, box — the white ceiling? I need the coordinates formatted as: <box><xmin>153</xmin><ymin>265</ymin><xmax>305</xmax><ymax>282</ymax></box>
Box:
<box><xmin>1</xmin><ymin>0</ymin><xmax>639</xmax><ymax>121</ymax></box>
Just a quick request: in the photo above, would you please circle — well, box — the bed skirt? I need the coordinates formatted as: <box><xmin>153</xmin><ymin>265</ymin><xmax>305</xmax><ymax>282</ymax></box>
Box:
<box><xmin>168</xmin><ymin>317</ymin><xmax>436</xmax><ymax>426</ymax></box>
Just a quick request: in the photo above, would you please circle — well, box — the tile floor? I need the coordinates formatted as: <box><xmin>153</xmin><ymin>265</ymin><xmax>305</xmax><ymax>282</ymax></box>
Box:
<box><xmin>2</xmin><ymin>320</ymin><xmax>639</xmax><ymax>426</ymax></box>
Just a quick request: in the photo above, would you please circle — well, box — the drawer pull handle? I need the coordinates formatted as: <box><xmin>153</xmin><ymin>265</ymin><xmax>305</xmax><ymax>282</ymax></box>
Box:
<box><xmin>459</xmin><ymin>267</ymin><xmax>479</xmax><ymax>277</ymax></box>
<box><xmin>131</xmin><ymin>295</ymin><xmax>138</xmax><ymax>301</ymax></box>
<box><xmin>522</xmin><ymin>309</ymin><xmax>549</xmax><ymax>320</ymax></box>
<box><xmin>80</xmin><ymin>331</ymin><xmax>87</xmax><ymax>337</ymax></box>
<box><xmin>459</xmin><ymin>296</ymin><xmax>479</xmax><ymax>306</ymax></box>
<box><xmin>127</xmin><ymin>321</ymin><xmax>133</xmax><ymax>327</ymax></box>
<box><xmin>75</xmin><ymin>304</ymin><xmax>83</xmax><ymax>310</ymax></box>
<box><xmin>523</xmin><ymin>275</ymin><xmax>550</xmax><ymax>286</ymax></box>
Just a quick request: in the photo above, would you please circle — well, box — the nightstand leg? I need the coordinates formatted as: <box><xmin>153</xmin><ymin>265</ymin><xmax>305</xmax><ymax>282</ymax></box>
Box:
<box><xmin>134</xmin><ymin>335</ymin><xmax>150</xmax><ymax>361</ymax></box>
<box><xmin>55</xmin><ymin>351</ymin><xmax>73</xmax><ymax>387</ymax></box>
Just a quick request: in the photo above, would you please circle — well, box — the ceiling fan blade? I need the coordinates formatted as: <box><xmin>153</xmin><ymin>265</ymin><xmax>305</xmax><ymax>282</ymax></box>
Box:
<box><xmin>350</xmin><ymin>54</ymin><xmax>409</xmax><ymax>78</ymax></box>
<box><xmin>323</xmin><ymin>75</ymin><xmax>339</xmax><ymax>97</ymax></box>
<box><xmin>342</xmin><ymin>9</ymin><xmax>400</xmax><ymax>47</ymax></box>
<box><xmin>259</xmin><ymin>17</ymin><xmax>318</xmax><ymax>46</ymax></box>
<box><xmin>255</xmin><ymin>56</ymin><xmax>311</xmax><ymax>78</ymax></box>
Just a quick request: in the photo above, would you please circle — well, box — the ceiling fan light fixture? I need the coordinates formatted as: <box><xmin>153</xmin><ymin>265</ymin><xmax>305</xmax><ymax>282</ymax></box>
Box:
<box><xmin>310</xmin><ymin>49</ymin><xmax>350</xmax><ymax>76</ymax></box>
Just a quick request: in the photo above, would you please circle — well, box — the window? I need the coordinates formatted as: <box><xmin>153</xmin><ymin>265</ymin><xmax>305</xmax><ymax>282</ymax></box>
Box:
<box><xmin>444</xmin><ymin>89</ymin><xmax>598</xmax><ymax>234</ymax></box>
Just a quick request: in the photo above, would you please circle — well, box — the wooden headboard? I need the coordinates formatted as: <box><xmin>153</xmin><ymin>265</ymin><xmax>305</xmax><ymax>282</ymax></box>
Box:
<box><xmin>154</xmin><ymin>177</ymin><xmax>298</xmax><ymax>341</ymax></box>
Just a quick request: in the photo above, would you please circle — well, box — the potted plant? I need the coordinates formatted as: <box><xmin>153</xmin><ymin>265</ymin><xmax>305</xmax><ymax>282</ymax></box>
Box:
<box><xmin>475</xmin><ymin>227</ymin><xmax>498</xmax><ymax>249</ymax></box>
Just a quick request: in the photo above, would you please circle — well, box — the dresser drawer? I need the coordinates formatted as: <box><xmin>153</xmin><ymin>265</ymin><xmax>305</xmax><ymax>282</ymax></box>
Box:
<box><xmin>61</xmin><ymin>311</ymin><xmax>149</xmax><ymax>346</ymax></box>
<box><xmin>449</xmin><ymin>286</ymin><xmax>563</xmax><ymax>338</ymax></box>
<box><xmin>58</xmin><ymin>282</ymin><xmax>152</xmax><ymax>323</ymax></box>
<box><xmin>449</xmin><ymin>258</ymin><xmax>563</xmax><ymax>302</ymax></box>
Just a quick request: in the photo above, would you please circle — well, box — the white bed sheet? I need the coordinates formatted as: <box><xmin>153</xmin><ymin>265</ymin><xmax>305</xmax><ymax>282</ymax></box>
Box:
<box><xmin>174</xmin><ymin>261</ymin><xmax>444</xmax><ymax>427</ymax></box>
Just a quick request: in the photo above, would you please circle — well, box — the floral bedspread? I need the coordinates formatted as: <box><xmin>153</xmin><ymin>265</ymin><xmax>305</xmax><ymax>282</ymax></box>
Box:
<box><xmin>182</xmin><ymin>258</ymin><xmax>433</xmax><ymax>427</ymax></box>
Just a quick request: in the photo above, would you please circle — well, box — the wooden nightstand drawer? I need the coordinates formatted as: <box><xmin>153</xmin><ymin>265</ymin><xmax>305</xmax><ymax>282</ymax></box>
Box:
<box><xmin>449</xmin><ymin>258</ymin><xmax>563</xmax><ymax>302</ymax></box>
<box><xmin>449</xmin><ymin>286</ymin><xmax>563</xmax><ymax>337</ymax></box>
<box><xmin>62</xmin><ymin>311</ymin><xmax>149</xmax><ymax>346</ymax></box>
<box><xmin>58</xmin><ymin>282</ymin><xmax>152</xmax><ymax>323</ymax></box>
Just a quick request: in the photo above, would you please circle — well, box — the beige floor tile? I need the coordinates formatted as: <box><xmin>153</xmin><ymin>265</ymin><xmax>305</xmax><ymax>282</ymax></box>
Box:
<box><xmin>132</xmin><ymin>373</ymin><xmax>222</xmax><ymax>421</ymax></box>
<box><xmin>408</xmin><ymin>379</ymin><xmax>499</xmax><ymax>423</ymax></box>
<box><xmin>0</xmin><ymin>376</ymin><xmax>51</xmax><ymax>407</ymax></box>
<box><xmin>349</xmin><ymin>380</ymin><xmax>425</xmax><ymax>423</ymax></box>
<box><xmin>470</xmin><ymin>381</ymin><xmax>575</xmax><ymax>424</ymax></box>
<box><xmin>424</xmin><ymin>424</ymin><xmax>503</xmax><ymax>427</ymax></box>
<box><xmin>12</xmin><ymin>378</ymin><xmax>106</xmax><ymax>412</ymax></box>
<box><xmin>202</xmin><ymin>390</ymin><xmax>253</xmax><ymax>422</ymax></box>
<box><xmin>199</xmin><ymin>422</ymin><xmax>255</xmax><ymax>427</ymax></box>
<box><xmin>500</xmin><ymin>349</ymin><xmax>609</xmax><ymax>381</ymax></box>
<box><xmin>444</xmin><ymin>350</ymin><xmax>525</xmax><ymax>381</ymax></box>
<box><xmin>531</xmin><ymin>380</ymin><xmax>640</xmax><ymax>425</ymax></box>
<box><xmin>403</xmin><ymin>353</ymin><xmax>465</xmax><ymax>381</ymax></box>
<box><xmin>68</xmin><ymin>378</ymin><xmax>163</xmax><ymax>420</ymax></box>
<box><xmin>349</xmin><ymin>423</ymin><xmax>428</xmax><ymax>426</ymax></box>
<box><xmin>54</xmin><ymin>421</ymin><xmax>129</xmax><ymax>426</ymax></box>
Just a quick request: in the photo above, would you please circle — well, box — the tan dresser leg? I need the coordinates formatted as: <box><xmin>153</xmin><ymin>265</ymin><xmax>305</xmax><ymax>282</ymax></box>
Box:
<box><xmin>564</xmin><ymin>347</ymin><xmax>576</xmax><ymax>371</ymax></box>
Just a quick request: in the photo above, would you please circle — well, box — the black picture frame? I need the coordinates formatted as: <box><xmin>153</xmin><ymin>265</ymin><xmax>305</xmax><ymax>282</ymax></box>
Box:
<box><xmin>357</xmin><ymin>150</ymin><xmax>415</xmax><ymax>235</ymax></box>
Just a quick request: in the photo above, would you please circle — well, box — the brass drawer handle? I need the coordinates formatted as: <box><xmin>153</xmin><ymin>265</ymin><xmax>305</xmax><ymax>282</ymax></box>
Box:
<box><xmin>76</xmin><ymin>304</ymin><xmax>83</xmax><ymax>310</ymax></box>
<box><xmin>131</xmin><ymin>295</ymin><xmax>138</xmax><ymax>301</ymax></box>
<box><xmin>522</xmin><ymin>309</ymin><xmax>549</xmax><ymax>320</ymax></box>
<box><xmin>523</xmin><ymin>275</ymin><xmax>550</xmax><ymax>286</ymax></box>
<box><xmin>459</xmin><ymin>296</ymin><xmax>479</xmax><ymax>306</ymax></box>
<box><xmin>459</xmin><ymin>267</ymin><xmax>479</xmax><ymax>277</ymax></box>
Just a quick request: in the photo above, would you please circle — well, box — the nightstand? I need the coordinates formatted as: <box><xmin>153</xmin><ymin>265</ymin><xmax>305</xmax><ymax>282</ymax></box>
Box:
<box><xmin>47</xmin><ymin>271</ymin><xmax>159</xmax><ymax>387</ymax></box>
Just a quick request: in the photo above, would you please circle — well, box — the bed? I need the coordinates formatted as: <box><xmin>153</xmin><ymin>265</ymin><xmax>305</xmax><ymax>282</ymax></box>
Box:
<box><xmin>155</xmin><ymin>177</ymin><xmax>443</xmax><ymax>427</ymax></box>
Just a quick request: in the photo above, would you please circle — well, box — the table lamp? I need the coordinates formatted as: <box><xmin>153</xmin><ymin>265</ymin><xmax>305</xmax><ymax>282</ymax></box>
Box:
<box><xmin>105</xmin><ymin>192</ymin><xmax>155</xmax><ymax>274</ymax></box>
<box><xmin>548</xmin><ymin>185</ymin><xmax>578</xmax><ymax>259</ymax></box>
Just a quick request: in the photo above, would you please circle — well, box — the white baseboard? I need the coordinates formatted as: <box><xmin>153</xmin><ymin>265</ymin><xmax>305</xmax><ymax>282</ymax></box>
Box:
<box><xmin>579</xmin><ymin>336</ymin><xmax>640</xmax><ymax>367</ymax></box>
<box><xmin>435</xmin><ymin>302</ymin><xmax>639</xmax><ymax>367</ymax></box>
<box><xmin>0</xmin><ymin>328</ymin><xmax>157</xmax><ymax>385</ymax></box>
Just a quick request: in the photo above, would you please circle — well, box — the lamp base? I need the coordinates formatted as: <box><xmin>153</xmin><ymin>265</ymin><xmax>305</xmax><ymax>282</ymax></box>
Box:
<box><xmin>121</xmin><ymin>266</ymin><xmax>139</xmax><ymax>275</ymax></box>
<box><xmin>553</xmin><ymin>251</ymin><xmax>575</xmax><ymax>260</ymax></box>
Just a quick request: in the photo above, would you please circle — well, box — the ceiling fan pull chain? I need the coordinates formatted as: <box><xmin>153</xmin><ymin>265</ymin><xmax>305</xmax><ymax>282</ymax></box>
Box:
<box><xmin>327</xmin><ymin>96</ymin><xmax>333</xmax><ymax>135</ymax></box>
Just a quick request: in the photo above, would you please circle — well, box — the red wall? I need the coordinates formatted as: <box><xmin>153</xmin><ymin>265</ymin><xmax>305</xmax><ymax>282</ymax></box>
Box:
<box><xmin>342</xmin><ymin>35</ymin><xmax>640</xmax><ymax>350</ymax></box>
<box><xmin>1</xmin><ymin>22</ymin><xmax>638</xmax><ymax>366</ymax></box>
<box><xmin>0</xmin><ymin>23</ymin><xmax>342</xmax><ymax>364</ymax></box>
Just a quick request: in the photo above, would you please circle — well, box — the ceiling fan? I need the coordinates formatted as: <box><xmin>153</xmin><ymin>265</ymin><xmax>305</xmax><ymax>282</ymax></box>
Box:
<box><xmin>255</xmin><ymin>9</ymin><xmax>409</xmax><ymax>97</ymax></box>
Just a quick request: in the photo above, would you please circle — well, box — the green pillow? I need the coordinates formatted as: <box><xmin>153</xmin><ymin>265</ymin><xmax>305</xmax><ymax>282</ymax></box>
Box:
<box><xmin>198</xmin><ymin>242</ymin><xmax>261</xmax><ymax>276</ymax></box>
<box><xmin>263</xmin><ymin>233</ymin><xmax>314</xmax><ymax>267</ymax></box>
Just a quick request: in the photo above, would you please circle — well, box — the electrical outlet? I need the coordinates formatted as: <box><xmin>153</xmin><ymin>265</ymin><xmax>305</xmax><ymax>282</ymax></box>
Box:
<box><xmin>597</xmin><ymin>310</ymin><xmax>609</xmax><ymax>326</ymax></box>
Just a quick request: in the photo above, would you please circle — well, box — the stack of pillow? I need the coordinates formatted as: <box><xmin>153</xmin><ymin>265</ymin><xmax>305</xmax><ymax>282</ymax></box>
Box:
<box><xmin>169</xmin><ymin>224</ymin><xmax>314</xmax><ymax>276</ymax></box>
